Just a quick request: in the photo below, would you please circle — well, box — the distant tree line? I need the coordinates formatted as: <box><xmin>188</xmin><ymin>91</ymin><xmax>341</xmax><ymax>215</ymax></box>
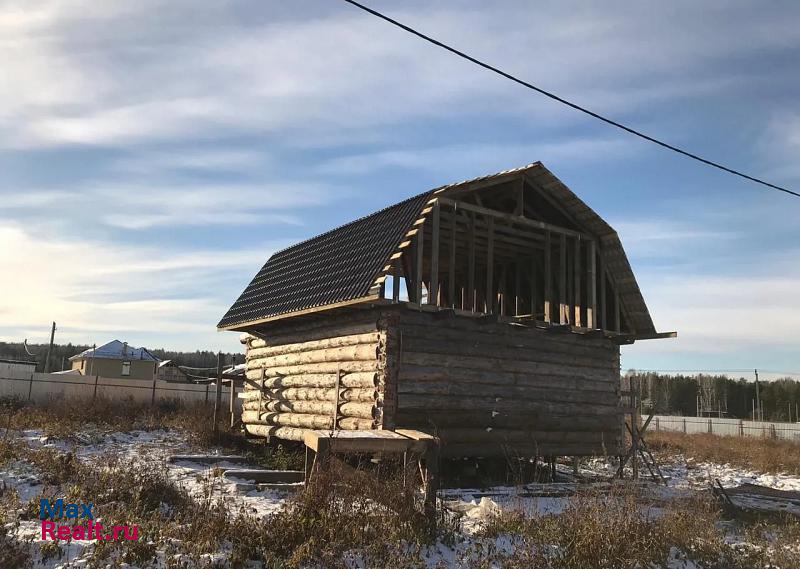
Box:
<box><xmin>0</xmin><ymin>342</ymin><xmax>240</xmax><ymax>375</ymax></box>
<box><xmin>628</xmin><ymin>371</ymin><xmax>800</xmax><ymax>422</ymax></box>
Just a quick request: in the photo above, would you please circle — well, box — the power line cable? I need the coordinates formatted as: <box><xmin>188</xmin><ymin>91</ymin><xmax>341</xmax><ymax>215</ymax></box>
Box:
<box><xmin>341</xmin><ymin>0</ymin><xmax>800</xmax><ymax>199</ymax></box>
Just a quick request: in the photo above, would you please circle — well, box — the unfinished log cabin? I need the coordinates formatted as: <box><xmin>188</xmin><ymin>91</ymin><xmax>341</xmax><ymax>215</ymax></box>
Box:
<box><xmin>218</xmin><ymin>162</ymin><xmax>674</xmax><ymax>458</ymax></box>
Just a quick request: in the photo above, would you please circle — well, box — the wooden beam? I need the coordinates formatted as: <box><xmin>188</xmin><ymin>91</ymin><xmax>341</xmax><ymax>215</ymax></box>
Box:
<box><xmin>514</xmin><ymin>177</ymin><xmax>524</xmax><ymax>216</ymax></box>
<box><xmin>514</xmin><ymin>259</ymin><xmax>522</xmax><ymax>316</ymax></box>
<box><xmin>486</xmin><ymin>217</ymin><xmax>494</xmax><ymax>313</ymax></box>
<box><xmin>429</xmin><ymin>201</ymin><xmax>440</xmax><ymax>306</ymax></box>
<box><xmin>599</xmin><ymin>249</ymin><xmax>606</xmax><ymax>330</ymax></box>
<box><xmin>448</xmin><ymin>209</ymin><xmax>456</xmax><ymax>308</ymax></box>
<box><xmin>468</xmin><ymin>213</ymin><xmax>476</xmax><ymax>311</ymax></box>
<box><xmin>392</xmin><ymin>258</ymin><xmax>401</xmax><ymax>303</ymax></box>
<box><xmin>587</xmin><ymin>240</ymin><xmax>597</xmax><ymax>329</ymax></box>
<box><xmin>415</xmin><ymin>219</ymin><xmax>424</xmax><ymax>304</ymax></box>
<box><xmin>574</xmin><ymin>237</ymin><xmax>582</xmax><ymax>328</ymax></box>
<box><xmin>543</xmin><ymin>231</ymin><xmax>551</xmax><ymax>324</ymax></box>
<box><xmin>559</xmin><ymin>234</ymin><xmax>567</xmax><ymax>324</ymax></box>
<box><xmin>437</xmin><ymin>197</ymin><xmax>586</xmax><ymax>239</ymax></box>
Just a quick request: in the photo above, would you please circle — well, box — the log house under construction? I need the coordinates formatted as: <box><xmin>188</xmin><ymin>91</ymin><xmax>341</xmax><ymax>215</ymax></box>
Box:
<box><xmin>218</xmin><ymin>162</ymin><xmax>674</xmax><ymax>458</ymax></box>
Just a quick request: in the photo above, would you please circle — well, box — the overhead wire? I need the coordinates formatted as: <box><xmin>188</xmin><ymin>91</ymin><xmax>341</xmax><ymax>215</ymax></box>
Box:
<box><xmin>341</xmin><ymin>0</ymin><xmax>800</xmax><ymax>199</ymax></box>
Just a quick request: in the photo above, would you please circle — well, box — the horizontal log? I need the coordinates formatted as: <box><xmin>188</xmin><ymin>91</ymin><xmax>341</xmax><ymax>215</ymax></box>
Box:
<box><xmin>440</xmin><ymin>441</ymin><xmax>620</xmax><ymax>458</ymax></box>
<box><xmin>432</xmin><ymin>428</ymin><xmax>617</xmax><ymax>445</ymax></box>
<box><xmin>244</xmin><ymin>424</ymin><xmax>308</xmax><ymax>441</ymax></box>
<box><xmin>400</xmin><ymin>353</ymin><xmax>615</xmax><ymax>381</ymax></box>
<box><xmin>395</xmin><ymin>411</ymin><xmax>622</xmax><ymax>432</ymax></box>
<box><xmin>241</xmin><ymin>411</ymin><xmax>375</xmax><ymax>430</ymax></box>
<box><xmin>398</xmin><ymin>323</ymin><xmax>617</xmax><ymax>359</ymax></box>
<box><xmin>397</xmin><ymin>381</ymin><xmax>617</xmax><ymax>405</ymax></box>
<box><xmin>241</xmin><ymin>387</ymin><xmax>377</xmax><ymax>403</ymax></box>
<box><xmin>401</xmin><ymin>336</ymin><xmax>616</xmax><ymax>370</ymax></box>
<box><xmin>245</xmin><ymin>360</ymin><xmax>381</xmax><ymax>375</ymax></box>
<box><xmin>398</xmin><ymin>365</ymin><xmax>616</xmax><ymax>392</ymax></box>
<box><xmin>246</xmin><ymin>313</ymin><xmax>380</xmax><ymax>347</ymax></box>
<box><xmin>398</xmin><ymin>395</ymin><xmax>620</xmax><ymax>416</ymax></box>
<box><xmin>251</xmin><ymin>344</ymin><xmax>380</xmax><ymax>369</ymax></box>
<box><xmin>261</xmin><ymin>372</ymin><xmax>378</xmax><ymax>389</ymax></box>
<box><xmin>246</xmin><ymin>332</ymin><xmax>380</xmax><ymax>359</ymax></box>
<box><xmin>242</xmin><ymin>400</ymin><xmax>376</xmax><ymax>419</ymax></box>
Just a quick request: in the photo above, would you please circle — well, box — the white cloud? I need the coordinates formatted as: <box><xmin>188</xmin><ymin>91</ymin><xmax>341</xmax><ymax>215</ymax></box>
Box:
<box><xmin>0</xmin><ymin>223</ymin><xmax>278</xmax><ymax>349</ymax></box>
<box><xmin>2</xmin><ymin>1</ymin><xmax>798</xmax><ymax>149</ymax></box>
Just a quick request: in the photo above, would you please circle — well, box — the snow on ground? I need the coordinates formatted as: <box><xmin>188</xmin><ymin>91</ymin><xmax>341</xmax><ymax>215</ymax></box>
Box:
<box><xmin>3</xmin><ymin>428</ymin><xmax>800</xmax><ymax>568</ymax></box>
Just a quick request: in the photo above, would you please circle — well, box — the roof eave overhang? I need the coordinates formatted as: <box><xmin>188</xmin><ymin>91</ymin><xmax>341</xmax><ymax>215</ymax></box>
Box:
<box><xmin>217</xmin><ymin>293</ymin><xmax>384</xmax><ymax>332</ymax></box>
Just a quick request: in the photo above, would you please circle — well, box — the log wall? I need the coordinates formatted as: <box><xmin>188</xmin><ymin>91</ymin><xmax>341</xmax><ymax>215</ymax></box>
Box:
<box><xmin>241</xmin><ymin>305</ymin><xmax>622</xmax><ymax>457</ymax></box>
<box><xmin>387</xmin><ymin>308</ymin><xmax>623</xmax><ymax>457</ymax></box>
<box><xmin>242</xmin><ymin>311</ymin><xmax>385</xmax><ymax>441</ymax></box>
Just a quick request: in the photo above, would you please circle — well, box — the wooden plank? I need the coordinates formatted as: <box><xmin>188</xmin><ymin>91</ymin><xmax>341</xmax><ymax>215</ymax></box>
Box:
<box><xmin>429</xmin><ymin>201</ymin><xmax>440</xmax><ymax>306</ymax></box>
<box><xmin>468</xmin><ymin>213</ymin><xmax>476</xmax><ymax>311</ymax></box>
<box><xmin>438</xmin><ymin>197</ymin><xmax>586</xmax><ymax>239</ymax></box>
<box><xmin>559</xmin><ymin>234</ymin><xmax>567</xmax><ymax>324</ymax></box>
<box><xmin>448</xmin><ymin>210</ymin><xmax>456</xmax><ymax>307</ymax></box>
<box><xmin>574</xmin><ymin>237</ymin><xmax>582</xmax><ymax>328</ymax></box>
<box><xmin>599</xmin><ymin>249</ymin><xmax>606</xmax><ymax>330</ymax></box>
<box><xmin>415</xmin><ymin>219</ymin><xmax>424</xmax><ymax>304</ymax></box>
<box><xmin>587</xmin><ymin>240</ymin><xmax>597</xmax><ymax>329</ymax></box>
<box><xmin>486</xmin><ymin>217</ymin><xmax>494</xmax><ymax>313</ymax></box>
<box><xmin>544</xmin><ymin>232</ymin><xmax>551</xmax><ymax>324</ymax></box>
<box><xmin>392</xmin><ymin>258</ymin><xmax>401</xmax><ymax>303</ymax></box>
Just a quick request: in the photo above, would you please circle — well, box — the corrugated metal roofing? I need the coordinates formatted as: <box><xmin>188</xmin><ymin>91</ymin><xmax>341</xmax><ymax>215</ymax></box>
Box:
<box><xmin>217</xmin><ymin>191</ymin><xmax>434</xmax><ymax>329</ymax></box>
<box><xmin>219</xmin><ymin>162</ymin><xmax>656</xmax><ymax>334</ymax></box>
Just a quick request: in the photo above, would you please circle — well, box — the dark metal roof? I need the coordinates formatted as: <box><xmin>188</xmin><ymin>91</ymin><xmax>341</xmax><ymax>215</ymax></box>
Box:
<box><xmin>219</xmin><ymin>162</ymin><xmax>656</xmax><ymax>335</ymax></box>
<box><xmin>218</xmin><ymin>191</ymin><xmax>434</xmax><ymax>329</ymax></box>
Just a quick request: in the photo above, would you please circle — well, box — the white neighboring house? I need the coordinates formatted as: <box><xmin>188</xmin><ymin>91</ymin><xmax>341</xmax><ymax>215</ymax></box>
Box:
<box><xmin>0</xmin><ymin>358</ymin><xmax>37</xmax><ymax>380</ymax></box>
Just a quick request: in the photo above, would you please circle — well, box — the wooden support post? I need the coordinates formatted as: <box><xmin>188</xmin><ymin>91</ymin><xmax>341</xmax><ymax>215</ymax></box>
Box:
<box><xmin>574</xmin><ymin>237</ymin><xmax>581</xmax><ymax>327</ymax></box>
<box><xmin>213</xmin><ymin>352</ymin><xmax>223</xmax><ymax>437</ymax></box>
<box><xmin>530</xmin><ymin>254</ymin><xmax>538</xmax><ymax>321</ymax></box>
<box><xmin>486</xmin><ymin>217</ymin><xmax>494</xmax><ymax>313</ymax></box>
<box><xmin>599</xmin><ymin>250</ymin><xmax>606</xmax><ymax>330</ymax></box>
<box><xmin>514</xmin><ymin>260</ymin><xmax>522</xmax><ymax>316</ymax></box>
<box><xmin>448</xmin><ymin>210</ymin><xmax>456</xmax><ymax>308</ymax></box>
<box><xmin>415</xmin><ymin>222</ymin><xmax>424</xmax><ymax>304</ymax></box>
<box><xmin>429</xmin><ymin>201</ymin><xmax>440</xmax><ymax>306</ymax></box>
<box><xmin>559</xmin><ymin>234</ymin><xmax>567</xmax><ymax>324</ymax></box>
<box><xmin>587</xmin><ymin>240</ymin><xmax>597</xmax><ymax>329</ymax></box>
<box><xmin>392</xmin><ymin>258</ymin><xmax>401</xmax><ymax>302</ymax></box>
<box><xmin>544</xmin><ymin>232</ymin><xmax>551</xmax><ymax>324</ymax></box>
<box><xmin>468</xmin><ymin>214</ymin><xmax>476</xmax><ymax>311</ymax></box>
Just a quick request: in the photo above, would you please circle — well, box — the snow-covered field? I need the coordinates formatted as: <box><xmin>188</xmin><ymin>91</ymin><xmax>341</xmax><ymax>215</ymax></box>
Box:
<box><xmin>2</xmin><ymin>426</ymin><xmax>799</xmax><ymax>568</ymax></box>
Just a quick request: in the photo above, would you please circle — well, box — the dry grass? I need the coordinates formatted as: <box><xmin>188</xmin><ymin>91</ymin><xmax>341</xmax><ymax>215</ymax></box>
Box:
<box><xmin>648</xmin><ymin>430</ymin><xmax>800</xmax><ymax>475</ymax></box>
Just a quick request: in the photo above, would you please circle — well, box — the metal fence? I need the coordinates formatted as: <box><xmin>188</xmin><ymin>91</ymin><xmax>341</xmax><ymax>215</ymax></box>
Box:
<box><xmin>0</xmin><ymin>372</ymin><xmax>239</xmax><ymax>408</ymax></box>
<box><xmin>652</xmin><ymin>415</ymin><xmax>800</xmax><ymax>442</ymax></box>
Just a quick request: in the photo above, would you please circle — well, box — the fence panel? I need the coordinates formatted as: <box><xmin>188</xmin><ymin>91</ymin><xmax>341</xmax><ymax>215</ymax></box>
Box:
<box><xmin>0</xmin><ymin>373</ymin><xmax>239</xmax><ymax>409</ymax></box>
<box><xmin>653</xmin><ymin>415</ymin><xmax>800</xmax><ymax>442</ymax></box>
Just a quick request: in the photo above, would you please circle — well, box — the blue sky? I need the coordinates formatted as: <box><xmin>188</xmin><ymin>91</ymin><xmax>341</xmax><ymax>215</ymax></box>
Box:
<box><xmin>1</xmin><ymin>1</ymin><xmax>798</xmax><ymax>376</ymax></box>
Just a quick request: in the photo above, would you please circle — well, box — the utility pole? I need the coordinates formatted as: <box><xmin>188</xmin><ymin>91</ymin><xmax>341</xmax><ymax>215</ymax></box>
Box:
<box><xmin>43</xmin><ymin>322</ymin><xmax>56</xmax><ymax>373</ymax></box>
